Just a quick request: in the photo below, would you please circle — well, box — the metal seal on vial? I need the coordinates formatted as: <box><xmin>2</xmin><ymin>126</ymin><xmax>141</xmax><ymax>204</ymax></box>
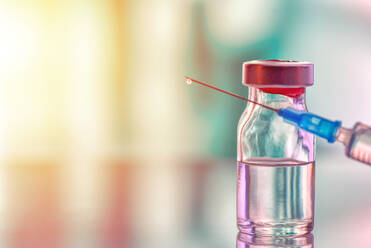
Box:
<box><xmin>242</xmin><ymin>60</ymin><xmax>314</xmax><ymax>87</ymax></box>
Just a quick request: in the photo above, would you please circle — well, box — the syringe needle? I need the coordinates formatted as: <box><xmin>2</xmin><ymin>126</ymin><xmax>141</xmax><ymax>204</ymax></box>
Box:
<box><xmin>184</xmin><ymin>76</ymin><xmax>279</xmax><ymax>113</ymax></box>
<box><xmin>186</xmin><ymin>77</ymin><xmax>371</xmax><ymax>166</ymax></box>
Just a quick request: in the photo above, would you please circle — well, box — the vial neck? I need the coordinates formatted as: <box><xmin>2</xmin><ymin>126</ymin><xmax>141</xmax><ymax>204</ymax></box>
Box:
<box><xmin>248</xmin><ymin>87</ymin><xmax>307</xmax><ymax>110</ymax></box>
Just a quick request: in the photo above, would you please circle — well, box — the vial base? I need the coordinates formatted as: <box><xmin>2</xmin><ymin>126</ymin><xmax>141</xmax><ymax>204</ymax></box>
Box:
<box><xmin>238</xmin><ymin>221</ymin><xmax>313</xmax><ymax>237</ymax></box>
<box><xmin>237</xmin><ymin>160</ymin><xmax>315</xmax><ymax>237</ymax></box>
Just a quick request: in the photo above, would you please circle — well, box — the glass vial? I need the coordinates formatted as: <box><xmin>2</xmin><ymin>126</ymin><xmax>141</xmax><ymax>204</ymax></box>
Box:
<box><xmin>237</xmin><ymin>60</ymin><xmax>315</xmax><ymax>236</ymax></box>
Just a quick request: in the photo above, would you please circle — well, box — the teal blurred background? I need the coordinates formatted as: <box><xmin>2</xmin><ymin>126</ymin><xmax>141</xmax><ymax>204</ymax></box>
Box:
<box><xmin>0</xmin><ymin>0</ymin><xmax>371</xmax><ymax>247</ymax></box>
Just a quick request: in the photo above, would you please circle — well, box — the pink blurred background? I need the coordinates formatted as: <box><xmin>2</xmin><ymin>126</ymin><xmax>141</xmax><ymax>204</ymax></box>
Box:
<box><xmin>0</xmin><ymin>0</ymin><xmax>371</xmax><ymax>247</ymax></box>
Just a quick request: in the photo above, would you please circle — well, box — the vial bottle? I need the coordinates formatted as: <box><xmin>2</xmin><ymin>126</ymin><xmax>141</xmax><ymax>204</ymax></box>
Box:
<box><xmin>237</xmin><ymin>60</ymin><xmax>315</xmax><ymax>236</ymax></box>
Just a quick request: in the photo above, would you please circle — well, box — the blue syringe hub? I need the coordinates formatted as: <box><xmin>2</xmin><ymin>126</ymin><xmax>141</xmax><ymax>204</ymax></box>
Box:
<box><xmin>278</xmin><ymin>108</ymin><xmax>342</xmax><ymax>143</ymax></box>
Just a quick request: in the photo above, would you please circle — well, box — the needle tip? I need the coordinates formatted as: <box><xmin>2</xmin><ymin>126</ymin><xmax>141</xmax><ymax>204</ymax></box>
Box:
<box><xmin>184</xmin><ymin>76</ymin><xmax>194</xmax><ymax>85</ymax></box>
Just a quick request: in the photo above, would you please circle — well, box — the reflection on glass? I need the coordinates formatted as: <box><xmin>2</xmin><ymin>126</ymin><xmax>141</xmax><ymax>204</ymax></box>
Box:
<box><xmin>237</xmin><ymin>232</ymin><xmax>314</xmax><ymax>248</ymax></box>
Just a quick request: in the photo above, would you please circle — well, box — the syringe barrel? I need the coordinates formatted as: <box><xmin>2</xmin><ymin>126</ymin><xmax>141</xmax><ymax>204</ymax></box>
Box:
<box><xmin>344</xmin><ymin>123</ymin><xmax>371</xmax><ymax>165</ymax></box>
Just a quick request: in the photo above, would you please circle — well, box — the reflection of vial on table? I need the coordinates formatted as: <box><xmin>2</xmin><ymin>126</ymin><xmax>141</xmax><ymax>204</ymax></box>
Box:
<box><xmin>237</xmin><ymin>60</ymin><xmax>315</xmax><ymax>236</ymax></box>
<box><xmin>237</xmin><ymin>232</ymin><xmax>314</xmax><ymax>248</ymax></box>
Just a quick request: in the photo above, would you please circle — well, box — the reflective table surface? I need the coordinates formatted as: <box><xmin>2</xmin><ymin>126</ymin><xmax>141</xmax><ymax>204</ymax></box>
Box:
<box><xmin>0</xmin><ymin>149</ymin><xmax>370</xmax><ymax>248</ymax></box>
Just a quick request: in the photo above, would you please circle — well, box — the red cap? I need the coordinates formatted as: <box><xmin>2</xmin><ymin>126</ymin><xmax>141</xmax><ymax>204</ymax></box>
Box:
<box><xmin>242</xmin><ymin>60</ymin><xmax>314</xmax><ymax>88</ymax></box>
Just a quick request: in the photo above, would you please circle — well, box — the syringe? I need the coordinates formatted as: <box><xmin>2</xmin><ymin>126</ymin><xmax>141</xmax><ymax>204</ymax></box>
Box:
<box><xmin>186</xmin><ymin>76</ymin><xmax>371</xmax><ymax>165</ymax></box>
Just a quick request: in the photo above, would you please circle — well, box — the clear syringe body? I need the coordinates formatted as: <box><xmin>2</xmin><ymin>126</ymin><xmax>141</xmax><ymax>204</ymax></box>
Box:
<box><xmin>336</xmin><ymin>123</ymin><xmax>371</xmax><ymax>165</ymax></box>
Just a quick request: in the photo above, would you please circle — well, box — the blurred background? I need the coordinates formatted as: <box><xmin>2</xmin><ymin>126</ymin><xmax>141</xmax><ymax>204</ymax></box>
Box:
<box><xmin>0</xmin><ymin>0</ymin><xmax>371</xmax><ymax>247</ymax></box>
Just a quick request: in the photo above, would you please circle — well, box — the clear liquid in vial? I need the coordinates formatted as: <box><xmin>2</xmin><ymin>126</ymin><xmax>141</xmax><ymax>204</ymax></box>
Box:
<box><xmin>237</xmin><ymin>159</ymin><xmax>315</xmax><ymax>236</ymax></box>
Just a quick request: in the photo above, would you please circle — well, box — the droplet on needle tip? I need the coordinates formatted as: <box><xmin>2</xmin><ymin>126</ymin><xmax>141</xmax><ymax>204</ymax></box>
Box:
<box><xmin>186</xmin><ymin>78</ymin><xmax>192</xmax><ymax>85</ymax></box>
